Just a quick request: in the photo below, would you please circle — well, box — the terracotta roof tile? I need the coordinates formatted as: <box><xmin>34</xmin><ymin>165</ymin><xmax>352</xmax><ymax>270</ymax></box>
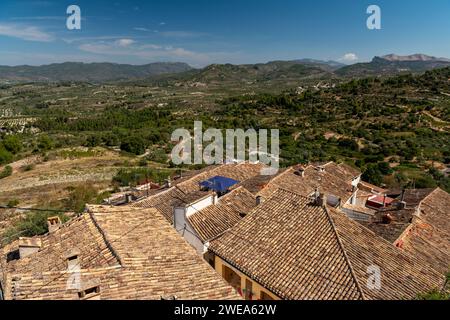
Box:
<box><xmin>209</xmin><ymin>189</ymin><xmax>444</xmax><ymax>300</ymax></box>
<box><xmin>188</xmin><ymin>187</ymin><xmax>257</xmax><ymax>242</ymax></box>
<box><xmin>0</xmin><ymin>206</ymin><xmax>241</xmax><ymax>300</ymax></box>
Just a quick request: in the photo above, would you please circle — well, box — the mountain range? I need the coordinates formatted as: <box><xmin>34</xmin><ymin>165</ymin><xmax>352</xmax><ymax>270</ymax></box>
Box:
<box><xmin>336</xmin><ymin>54</ymin><xmax>450</xmax><ymax>77</ymax></box>
<box><xmin>0</xmin><ymin>62</ymin><xmax>192</xmax><ymax>82</ymax></box>
<box><xmin>0</xmin><ymin>54</ymin><xmax>449</xmax><ymax>83</ymax></box>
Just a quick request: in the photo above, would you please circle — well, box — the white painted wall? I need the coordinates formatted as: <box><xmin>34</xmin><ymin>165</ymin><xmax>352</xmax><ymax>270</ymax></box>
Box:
<box><xmin>186</xmin><ymin>196</ymin><xmax>214</xmax><ymax>217</ymax></box>
<box><xmin>351</xmin><ymin>175</ymin><xmax>361</xmax><ymax>187</ymax></box>
<box><xmin>173</xmin><ymin>194</ymin><xmax>217</xmax><ymax>254</ymax></box>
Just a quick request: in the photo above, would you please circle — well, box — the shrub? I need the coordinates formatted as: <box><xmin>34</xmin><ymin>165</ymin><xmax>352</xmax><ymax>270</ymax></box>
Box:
<box><xmin>113</xmin><ymin>168</ymin><xmax>170</xmax><ymax>187</ymax></box>
<box><xmin>2</xmin><ymin>211</ymin><xmax>69</xmax><ymax>243</ymax></box>
<box><xmin>7</xmin><ymin>199</ymin><xmax>19</xmax><ymax>208</ymax></box>
<box><xmin>0</xmin><ymin>165</ymin><xmax>12</xmax><ymax>179</ymax></box>
<box><xmin>120</xmin><ymin>136</ymin><xmax>147</xmax><ymax>155</ymax></box>
<box><xmin>2</xmin><ymin>135</ymin><xmax>22</xmax><ymax>154</ymax></box>
<box><xmin>37</xmin><ymin>135</ymin><xmax>54</xmax><ymax>151</ymax></box>
<box><xmin>362</xmin><ymin>164</ymin><xmax>383</xmax><ymax>186</ymax></box>
<box><xmin>0</xmin><ymin>147</ymin><xmax>13</xmax><ymax>165</ymax></box>
<box><xmin>64</xmin><ymin>184</ymin><xmax>99</xmax><ymax>213</ymax></box>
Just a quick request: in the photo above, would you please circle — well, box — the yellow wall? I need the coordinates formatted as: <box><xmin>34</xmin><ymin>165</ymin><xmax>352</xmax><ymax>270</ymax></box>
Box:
<box><xmin>214</xmin><ymin>255</ymin><xmax>280</xmax><ymax>300</ymax></box>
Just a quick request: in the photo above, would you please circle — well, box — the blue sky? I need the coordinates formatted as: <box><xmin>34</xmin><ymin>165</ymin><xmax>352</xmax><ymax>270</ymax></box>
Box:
<box><xmin>0</xmin><ymin>0</ymin><xmax>449</xmax><ymax>67</ymax></box>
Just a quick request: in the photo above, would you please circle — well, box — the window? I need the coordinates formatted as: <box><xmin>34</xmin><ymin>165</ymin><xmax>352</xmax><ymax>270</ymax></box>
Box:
<box><xmin>245</xmin><ymin>279</ymin><xmax>253</xmax><ymax>300</ymax></box>
<box><xmin>78</xmin><ymin>286</ymin><xmax>100</xmax><ymax>300</ymax></box>
<box><xmin>222</xmin><ymin>265</ymin><xmax>241</xmax><ymax>294</ymax></box>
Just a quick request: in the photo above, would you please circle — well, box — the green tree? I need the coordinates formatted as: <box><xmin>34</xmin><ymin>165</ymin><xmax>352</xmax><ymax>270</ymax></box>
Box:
<box><xmin>37</xmin><ymin>135</ymin><xmax>54</xmax><ymax>151</ymax></box>
<box><xmin>0</xmin><ymin>147</ymin><xmax>13</xmax><ymax>165</ymax></box>
<box><xmin>362</xmin><ymin>164</ymin><xmax>383</xmax><ymax>186</ymax></box>
<box><xmin>2</xmin><ymin>135</ymin><xmax>22</xmax><ymax>154</ymax></box>
<box><xmin>0</xmin><ymin>165</ymin><xmax>12</xmax><ymax>179</ymax></box>
<box><xmin>120</xmin><ymin>136</ymin><xmax>147</xmax><ymax>155</ymax></box>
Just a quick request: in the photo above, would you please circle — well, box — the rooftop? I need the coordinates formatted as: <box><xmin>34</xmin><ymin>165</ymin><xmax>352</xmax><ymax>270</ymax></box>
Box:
<box><xmin>131</xmin><ymin>162</ymin><xmax>266</xmax><ymax>223</ymax></box>
<box><xmin>0</xmin><ymin>205</ymin><xmax>241</xmax><ymax>300</ymax></box>
<box><xmin>257</xmin><ymin>162</ymin><xmax>359</xmax><ymax>203</ymax></box>
<box><xmin>209</xmin><ymin>188</ymin><xmax>444</xmax><ymax>300</ymax></box>
<box><xmin>188</xmin><ymin>187</ymin><xmax>257</xmax><ymax>242</ymax></box>
<box><xmin>397</xmin><ymin>188</ymin><xmax>450</xmax><ymax>275</ymax></box>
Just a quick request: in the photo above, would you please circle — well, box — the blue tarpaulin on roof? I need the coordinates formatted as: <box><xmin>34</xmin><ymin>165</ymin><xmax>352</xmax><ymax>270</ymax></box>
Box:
<box><xmin>199</xmin><ymin>176</ymin><xmax>240</xmax><ymax>193</ymax></box>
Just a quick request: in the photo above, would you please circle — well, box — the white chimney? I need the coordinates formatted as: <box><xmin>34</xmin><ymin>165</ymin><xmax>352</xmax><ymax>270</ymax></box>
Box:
<box><xmin>18</xmin><ymin>237</ymin><xmax>42</xmax><ymax>258</ymax></box>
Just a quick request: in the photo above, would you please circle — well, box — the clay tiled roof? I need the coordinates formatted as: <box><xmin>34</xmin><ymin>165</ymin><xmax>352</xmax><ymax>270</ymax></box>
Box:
<box><xmin>401</xmin><ymin>188</ymin><xmax>437</xmax><ymax>209</ymax></box>
<box><xmin>359</xmin><ymin>220</ymin><xmax>410</xmax><ymax>243</ymax></box>
<box><xmin>230</xmin><ymin>169</ymin><xmax>288</xmax><ymax>195</ymax></box>
<box><xmin>188</xmin><ymin>187</ymin><xmax>257</xmax><ymax>242</ymax></box>
<box><xmin>209</xmin><ymin>189</ymin><xmax>363</xmax><ymax>300</ymax></box>
<box><xmin>327</xmin><ymin>207</ymin><xmax>444</xmax><ymax>300</ymax></box>
<box><xmin>2</xmin><ymin>214</ymin><xmax>119</xmax><ymax>276</ymax></box>
<box><xmin>131</xmin><ymin>162</ymin><xmax>266</xmax><ymax>223</ymax></box>
<box><xmin>209</xmin><ymin>189</ymin><xmax>444</xmax><ymax>300</ymax></box>
<box><xmin>398</xmin><ymin>188</ymin><xmax>450</xmax><ymax>275</ymax></box>
<box><xmin>358</xmin><ymin>187</ymin><xmax>450</xmax><ymax>276</ymax></box>
<box><xmin>0</xmin><ymin>206</ymin><xmax>241</xmax><ymax>300</ymax></box>
<box><xmin>257</xmin><ymin>162</ymin><xmax>359</xmax><ymax>204</ymax></box>
<box><xmin>358</xmin><ymin>181</ymin><xmax>387</xmax><ymax>194</ymax></box>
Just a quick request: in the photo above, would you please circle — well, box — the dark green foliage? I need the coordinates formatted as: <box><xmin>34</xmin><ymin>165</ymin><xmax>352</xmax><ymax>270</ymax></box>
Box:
<box><xmin>64</xmin><ymin>184</ymin><xmax>100</xmax><ymax>213</ymax></box>
<box><xmin>0</xmin><ymin>165</ymin><xmax>12</xmax><ymax>179</ymax></box>
<box><xmin>7</xmin><ymin>199</ymin><xmax>19</xmax><ymax>207</ymax></box>
<box><xmin>120</xmin><ymin>136</ymin><xmax>147</xmax><ymax>155</ymax></box>
<box><xmin>0</xmin><ymin>147</ymin><xmax>13</xmax><ymax>165</ymax></box>
<box><xmin>37</xmin><ymin>135</ymin><xmax>54</xmax><ymax>151</ymax></box>
<box><xmin>362</xmin><ymin>164</ymin><xmax>383</xmax><ymax>186</ymax></box>
<box><xmin>112</xmin><ymin>168</ymin><xmax>171</xmax><ymax>187</ymax></box>
<box><xmin>2</xmin><ymin>135</ymin><xmax>22</xmax><ymax>154</ymax></box>
<box><xmin>1</xmin><ymin>210</ymin><xmax>69</xmax><ymax>244</ymax></box>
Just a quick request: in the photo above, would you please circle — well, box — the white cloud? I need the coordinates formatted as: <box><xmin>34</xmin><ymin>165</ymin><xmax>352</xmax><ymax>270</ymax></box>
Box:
<box><xmin>159</xmin><ymin>31</ymin><xmax>208</xmax><ymax>38</ymax></box>
<box><xmin>340</xmin><ymin>53</ymin><xmax>358</xmax><ymax>63</ymax></box>
<box><xmin>77</xmin><ymin>40</ymin><xmax>229</xmax><ymax>67</ymax></box>
<box><xmin>133</xmin><ymin>27</ymin><xmax>150</xmax><ymax>32</ymax></box>
<box><xmin>116</xmin><ymin>38</ymin><xmax>135</xmax><ymax>47</ymax></box>
<box><xmin>0</xmin><ymin>24</ymin><xmax>54</xmax><ymax>42</ymax></box>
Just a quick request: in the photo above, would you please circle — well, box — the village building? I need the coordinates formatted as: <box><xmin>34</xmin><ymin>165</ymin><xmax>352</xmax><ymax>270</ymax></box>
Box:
<box><xmin>360</xmin><ymin>187</ymin><xmax>450</xmax><ymax>275</ymax></box>
<box><xmin>207</xmin><ymin>189</ymin><xmax>445</xmax><ymax>300</ymax></box>
<box><xmin>1</xmin><ymin>161</ymin><xmax>448</xmax><ymax>300</ymax></box>
<box><xmin>0</xmin><ymin>205</ymin><xmax>240</xmax><ymax>300</ymax></box>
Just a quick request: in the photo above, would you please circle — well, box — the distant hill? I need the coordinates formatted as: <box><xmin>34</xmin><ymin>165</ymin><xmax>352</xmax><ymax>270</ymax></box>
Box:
<box><xmin>2</xmin><ymin>54</ymin><xmax>449</xmax><ymax>84</ymax></box>
<box><xmin>176</xmin><ymin>60</ymin><xmax>334</xmax><ymax>84</ymax></box>
<box><xmin>380</xmin><ymin>54</ymin><xmax>450</xmax><ymax>62</ymax></box>
<box><xmin>336</xmin><ymin>54</ymin><xmax>450</xmax><ymax>77</ymax></box>
<box><xmin>293</xmin><ymin>58</ymin><xmax>346</xmax><ymax>70</ymax></box>
<box><xmin>0</xmin><ymin>62</ymin><xmax>193</xmax><ymax>82</ymax></box>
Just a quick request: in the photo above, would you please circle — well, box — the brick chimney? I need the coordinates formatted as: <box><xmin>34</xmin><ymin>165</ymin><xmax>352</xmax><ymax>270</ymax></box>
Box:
<box><xmin>294</xmin><ymin>165</ymin><xmax>305</xmax><ymax>177</ymax></box>
<box><xmin>317</xmin><ymin>193</ymin><xmax>327</xmax><ymax>207</ymax></box>
<box><xmin>256</xmin><ymin>196</ymin><xmax>264</xmax><ymax>205</ymax></box>
<box><xmin>47</xmin><ymin>216</ymin><xmax>62</xmax><ymax>233</ymax></box>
